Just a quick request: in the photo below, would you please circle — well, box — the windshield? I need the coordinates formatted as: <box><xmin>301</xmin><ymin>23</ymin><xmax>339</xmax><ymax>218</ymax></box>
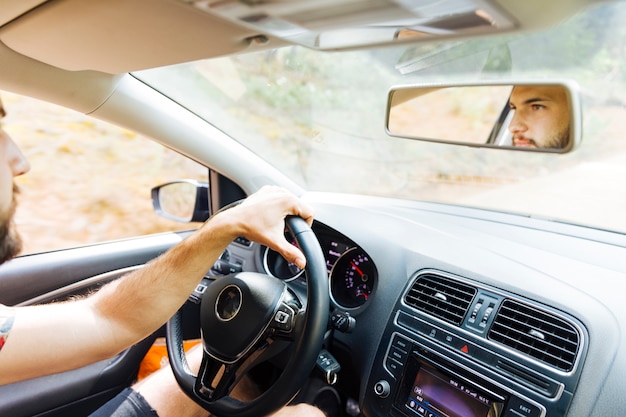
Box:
<box><xmin>135</xmin><ymin>3</ymin><xmax>626</xmax><ymax>234</ymax></box>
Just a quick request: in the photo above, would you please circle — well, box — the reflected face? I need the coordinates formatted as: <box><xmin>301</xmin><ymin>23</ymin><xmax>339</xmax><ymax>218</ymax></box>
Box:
<box><xmin>508</xmin><ymin>85</ymin><xmax>570</xmax><ymax>149</ymax></box>
<box><xmin>0</xmin><ymin>98</ymin><xmax>30</xmax><ymax>264</ymax></box>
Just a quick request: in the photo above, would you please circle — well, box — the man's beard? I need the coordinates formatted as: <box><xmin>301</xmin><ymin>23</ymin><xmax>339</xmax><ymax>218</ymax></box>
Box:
<box><xmin>0</xmin><ymin>184</ymin><xmax>22</xmax><ymax>265</ymax></box>
<box><xmin>541</xmin><ymin>126</ymin><xmax>570</xmax><ymax>149</ymax></box>
<box><xmin>514</xmin><ymin>126</ymin><xmax>570</xmax><ymax>149</ymax></box>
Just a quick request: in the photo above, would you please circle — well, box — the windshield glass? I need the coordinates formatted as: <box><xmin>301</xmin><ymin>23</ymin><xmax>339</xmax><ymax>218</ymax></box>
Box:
<box><xmin>135</xmin><ymin>3</ymin><xmax>626</xmax><ymax>234</ymax></box>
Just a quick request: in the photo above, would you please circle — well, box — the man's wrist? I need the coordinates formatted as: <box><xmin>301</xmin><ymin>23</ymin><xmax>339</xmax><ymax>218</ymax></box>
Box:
<box><xmin>203</xmin><ymin>206</ymin><xmax>247</xmax><ymax>243</ymax></box>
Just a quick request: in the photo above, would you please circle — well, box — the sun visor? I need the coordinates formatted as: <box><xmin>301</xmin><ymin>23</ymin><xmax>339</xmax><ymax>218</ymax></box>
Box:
<box><xmin>0</xmin><ymin>0</ymin><xmax>280</xmax><ymax>74</ymax></box>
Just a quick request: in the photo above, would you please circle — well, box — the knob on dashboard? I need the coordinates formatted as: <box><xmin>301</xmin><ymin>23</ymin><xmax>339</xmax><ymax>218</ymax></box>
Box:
<box><xmin>374</xmin><ymin>380</ymin><xmax>390</xmax><ymax>398</ymax></box>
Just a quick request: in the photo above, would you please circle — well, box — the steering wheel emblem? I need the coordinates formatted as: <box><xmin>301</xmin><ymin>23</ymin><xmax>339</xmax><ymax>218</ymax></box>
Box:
<box><xmin>215</xmin><ymin>285</ymin><xmax>242</xmax><ymax>321</ymax></box>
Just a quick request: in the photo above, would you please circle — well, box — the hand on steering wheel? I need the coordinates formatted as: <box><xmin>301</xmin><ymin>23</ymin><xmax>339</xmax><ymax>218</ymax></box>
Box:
<box><xmin>166</xmin><ymin>216</ymin><xmax>329</xmax><ymax>417</ymax></box>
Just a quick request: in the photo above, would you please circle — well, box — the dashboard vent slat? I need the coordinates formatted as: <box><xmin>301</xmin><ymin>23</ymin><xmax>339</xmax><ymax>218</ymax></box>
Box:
<box><xmin>489</xmin><ymin>300</ymin><xmax>580</xmax><ymax>371</ymax></box>
<box><xmin>405</xmin><ymin>274</ymin><xmax>476</xmax><ymax>326</ymax></box>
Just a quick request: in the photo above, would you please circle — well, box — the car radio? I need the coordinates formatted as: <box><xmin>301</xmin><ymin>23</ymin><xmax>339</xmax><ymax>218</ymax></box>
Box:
<box><xmin>394</xmin><ymin>344</ymin><xmax>508</xmax><ymax>417</ymax></box>
<box><xmin>366</xmin><ymin>332</ymin><xmax>546</xmax><ymax>417</ymax></box>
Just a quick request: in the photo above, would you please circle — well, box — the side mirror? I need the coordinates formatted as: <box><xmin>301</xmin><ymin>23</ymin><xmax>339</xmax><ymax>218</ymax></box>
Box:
<box><xmin>386</xmin><ymin>81</ymin><xmax>581</xmax><ymax>153</ymax></box>
<box><xmin>151</xmin><ymin>180</ymin><xmax>210</xmax><ymax>223</ymax></box>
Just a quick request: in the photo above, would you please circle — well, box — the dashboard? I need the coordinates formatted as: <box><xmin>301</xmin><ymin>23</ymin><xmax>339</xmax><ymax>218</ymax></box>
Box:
<box><xmin>2</xmin><ymin>192</ymin><xmax>622</xmax><ymax>417</ymax></box>
<box><xmin>201</xmin><ymin>194</ymin><xmax>625</xmax><ymax>417</ymax></box>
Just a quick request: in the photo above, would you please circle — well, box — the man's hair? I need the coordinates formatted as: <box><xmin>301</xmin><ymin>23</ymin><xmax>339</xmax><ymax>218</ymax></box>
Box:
<box><xmin>0</xmin><ymin>95</ymin><xmax>5</xmax><ymax>118</ymax></box>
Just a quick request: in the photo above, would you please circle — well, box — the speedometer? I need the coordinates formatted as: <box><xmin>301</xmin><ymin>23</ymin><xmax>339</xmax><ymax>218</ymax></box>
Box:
<box><xmin>330</xmin><ymin>247</ymin><xmax>377</xmax><ymax>309</ymax></box>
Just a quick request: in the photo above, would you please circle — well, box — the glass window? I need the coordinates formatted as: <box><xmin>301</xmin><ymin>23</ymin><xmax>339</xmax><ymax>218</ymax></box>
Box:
<box><xmin>135</xmin><ymin>2</ymin><xmax>626</xmax><ymax>234</ymax></box>
<box><xmin>1</xmin><ymin>91</ymin><xmax>207</xmax><ymax>255</ymax></box>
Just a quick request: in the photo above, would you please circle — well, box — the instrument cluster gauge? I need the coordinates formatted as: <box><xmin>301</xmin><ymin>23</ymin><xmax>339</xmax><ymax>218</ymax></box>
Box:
<box><xmin>330</xmin><ymin>247</ymin><xmax>377</xmax><ymax>309</ymax></box>
<box><xmin>262</xmin><ymin>234</ymin><xmax>304</xmax><ymax>282</ymax></box>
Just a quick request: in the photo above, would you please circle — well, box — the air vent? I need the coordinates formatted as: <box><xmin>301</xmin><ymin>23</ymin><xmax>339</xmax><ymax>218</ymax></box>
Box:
<box><xmin>405</xmin><ymin>274</ymin><xmax>476</xmax><ymax>326</ymax></box>
<box><xmin>489</xmin><ymin>300</ymin><xmax>580</xmax><ymax>372</ymax></box>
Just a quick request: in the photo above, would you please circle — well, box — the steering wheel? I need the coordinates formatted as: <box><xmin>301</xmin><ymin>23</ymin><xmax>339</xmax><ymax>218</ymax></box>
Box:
<box><xmin>166</xmin><ymin>216</ymin><xmax>329</xmax><ymax>417</ymax></box>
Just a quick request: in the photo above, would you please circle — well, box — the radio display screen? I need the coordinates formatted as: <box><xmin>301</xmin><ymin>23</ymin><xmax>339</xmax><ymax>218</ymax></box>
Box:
<box><xmin>403</xmin><ymin>361</ymin><xmax>504</xmax><ymax>417</ymax></box>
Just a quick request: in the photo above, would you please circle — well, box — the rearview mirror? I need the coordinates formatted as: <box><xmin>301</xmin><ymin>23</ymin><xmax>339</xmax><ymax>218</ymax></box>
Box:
<box><xmin>386</xmin><ymin>81</ymin><xmax>581</xmax><ymax>152</ymax></box>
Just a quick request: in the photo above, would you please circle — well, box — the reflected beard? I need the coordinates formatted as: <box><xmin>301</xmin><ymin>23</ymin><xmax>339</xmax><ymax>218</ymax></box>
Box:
<box><xmin>513</xmin><ymin>126</ymin><xmax>570</xmax><ymax>149</ymax></box>
<box><xmin>542</xmin><ymin>126</ymin><xmax>570</xmax><ymax>149</ymax></box>
<box><xmin>523</xmin><ymin>126</ymin><xmax>570</xmax><ymax>149</ymax></box>
<box><xmin>0</xmin><ymin>186</ymin><xmax>22</xmax><ymax>265</ymax></box>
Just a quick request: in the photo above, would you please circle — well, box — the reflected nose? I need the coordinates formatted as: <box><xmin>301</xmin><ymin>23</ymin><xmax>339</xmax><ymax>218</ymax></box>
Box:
<box><xmin>508</xmin><ymin>110</ymin><xmax>526</xmax><ymax>134</ymax></box>
<box><xmin>7</xmin><ymin>136</ymin><xmax>30</xmax><ymax>177</ymax></box>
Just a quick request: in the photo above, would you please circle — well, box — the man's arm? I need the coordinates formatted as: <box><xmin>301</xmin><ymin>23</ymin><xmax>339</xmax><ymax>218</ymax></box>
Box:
<box><xmin>0</xmin><ymin>186</ymin><xmax>313</xmax><ymax>385</ymax></box>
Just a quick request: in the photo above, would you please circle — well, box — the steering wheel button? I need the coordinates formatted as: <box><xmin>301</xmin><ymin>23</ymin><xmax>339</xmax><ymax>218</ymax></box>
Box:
<box><xmin>275</xmin><ymin>311</ymin><xmax>289</xmax><ymax>323</ymax></box>
<box><xmin>273</xmin><ymin>306</ymin><xmax>295</xmax><ymax>331</ymax></box>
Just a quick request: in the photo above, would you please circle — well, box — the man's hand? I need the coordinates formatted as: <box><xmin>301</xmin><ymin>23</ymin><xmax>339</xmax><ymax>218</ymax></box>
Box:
<box><xmin>218</xmin><ymin>186</ymin><xmax>314</xmax><ymax>269</ymax></box>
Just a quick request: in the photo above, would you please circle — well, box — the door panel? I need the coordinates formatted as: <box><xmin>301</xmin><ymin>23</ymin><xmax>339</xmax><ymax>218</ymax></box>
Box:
<box><xmin>0</xmin><ymin>338</ymin><xmax>155</xmax><ymax>417</ymax></box>
<box><xmin>0</xmin><ymin>231</ymin><xmax>190</xmax><ymax>415</ymax></box>
<box><xmin>0</xmin><ymin>232</ymin><xmax>188</xmax><ymax>305</ymax></box>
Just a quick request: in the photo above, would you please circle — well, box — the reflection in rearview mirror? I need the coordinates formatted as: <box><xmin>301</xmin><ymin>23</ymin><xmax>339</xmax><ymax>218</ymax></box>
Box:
<box><xmin>386</xmin><ymin>82</ymin><xmax>579</xmax><ymax>152</ymax></box>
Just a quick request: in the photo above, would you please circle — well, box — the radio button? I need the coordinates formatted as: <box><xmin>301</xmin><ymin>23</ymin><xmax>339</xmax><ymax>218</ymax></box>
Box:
<box><xmin>392</xmin><ymin>335</ymin><xmax>411</xmax><ymax>351</ymax></box>
<box><xmin>389</xmin><ymin>347</ymin><xmax>408</xmax><ymax>363</ymax></box>
<box><xmin>505</xmin><ymin>396</ymin><xmax>543</xmax><ymax>417</ymax></box>
<box><xmin>385</xmin><ymin>357</ymin><xmax>403</xmax><ymax>377</ymax></box>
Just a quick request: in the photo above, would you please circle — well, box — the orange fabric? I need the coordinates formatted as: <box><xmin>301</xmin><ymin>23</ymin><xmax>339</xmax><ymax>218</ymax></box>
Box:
<box><xmin>137</xmin><ymin>338</ymin><xmax>201</xmax><ymax>380</ymax></box>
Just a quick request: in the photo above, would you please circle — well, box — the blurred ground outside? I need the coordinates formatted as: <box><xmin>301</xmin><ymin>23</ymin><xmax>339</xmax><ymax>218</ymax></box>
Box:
<box><xmin>2</xmin><ymin>91</ymin><xmax>206</xmax><ymax>255</ymax></box>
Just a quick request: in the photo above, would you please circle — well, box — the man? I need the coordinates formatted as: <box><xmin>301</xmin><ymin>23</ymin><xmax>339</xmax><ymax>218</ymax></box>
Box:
<box><xmin>508</xmin><ymin>85</ymin><xmax>571</xmax><ymax>149</ymax></box>
<box><xmin>0</xmin><ymin>95</ymin><xmax>323</xmax><ymax>417</ymax></box>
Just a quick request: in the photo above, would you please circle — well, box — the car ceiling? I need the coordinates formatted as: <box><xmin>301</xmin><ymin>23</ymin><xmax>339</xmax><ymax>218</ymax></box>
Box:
<box><xmin>0</xmin><ymin>0</ymin><xmax>603</xmax><ymax>75</ymax></box>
